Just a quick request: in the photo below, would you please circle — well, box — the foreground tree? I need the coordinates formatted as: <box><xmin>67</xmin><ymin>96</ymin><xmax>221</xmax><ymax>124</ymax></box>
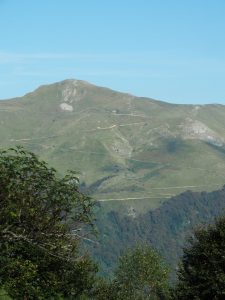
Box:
<box><xmin>174</xmin><ymin>216</ymin><xmax>225</xmax><ymax>300</ymax></box>
<box><xmin>0</xmin><ymin>147</ymin><xmax>97</xmax><ymax>299</ymax></box>
<box><xmin>95</xmin><ymin>244</ymin><xmax>170</xmax><ymax>300</ymax></box>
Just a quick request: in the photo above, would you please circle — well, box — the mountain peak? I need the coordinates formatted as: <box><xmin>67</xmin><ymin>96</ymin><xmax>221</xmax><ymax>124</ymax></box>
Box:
<box><xmin>1</xmin><ymin>79</ymin><xmax>225</xmax><ymax>214</ymax></box>
<box><xmin>33</xmin><ymin>78</ymin><xmax>92</xmax><ymax>93</ymax></box>
<box><xmin>56</xmin><ymin>78</ymin><xmax>93</xmax><ymax>87</ymax></box>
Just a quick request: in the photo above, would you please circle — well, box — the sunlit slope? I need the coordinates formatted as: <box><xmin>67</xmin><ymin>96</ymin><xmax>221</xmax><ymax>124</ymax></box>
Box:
<box><xmin>1</xmin><ymin>79</ymin><xmax>225</xmax><ymax>212</ymax></box>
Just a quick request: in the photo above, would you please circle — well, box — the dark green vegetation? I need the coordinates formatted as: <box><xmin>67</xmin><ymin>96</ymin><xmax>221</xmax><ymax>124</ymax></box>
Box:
<box><xmin>1</xmin><ymin>148</ymin><xmax>225</xmax><ymax>299</ymax></box>
<box><xmin>94</xmin><ymin>245</ymin><xmax>170</xmax><ymax>300</ymax></box>
<box><xmin>174</xmin><ymin>217</ymin><xmax>225</xmax><ymax>300</ymax></box>
<box><xmin>0</xmin><ymin>147</ymin><xmax>97</xmax><ymax>299</ymax></box>
<box><xmin>0</xmin><ymin>148</ymin><xmax>171</xmax><ymax>299</ymax></box>
<box><xmin>113</xmin><ymin>245</ymin><xmax>168</xmax><ymax>299</ymax></box>
<box><xmin>92</xmin><ymin>187</ymin><xmax>225</xmax><ymax>276</ymax></box>
<box><xmin>1</xmin><ymin>79</ymin><xmax>225</xmax><ymax>214</ymax></box>
<box><xmin>94</xmin><ymin>214</ymin><xmax>225</xmax><ymax>300</ymax></box>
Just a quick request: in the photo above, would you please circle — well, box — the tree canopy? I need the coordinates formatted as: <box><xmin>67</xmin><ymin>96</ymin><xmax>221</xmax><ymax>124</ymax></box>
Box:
<box><xmin>174</xmin><ymin>216</ymin><xmax>225</xmax><ymax>300</ymax></box>
<box><xmin>0</xmin><ymin>147</ymin><xmax>97</xmax><ymax>299</ymax></box>
<box><xmin>4</xmin><ymin>147</ymin><xmax>225</xmax><ymax>299</ymax></box>
<box><xmin>95</xmin><ymin>244</ymin><xmax>170</xmax><ymax>300</ymax></box>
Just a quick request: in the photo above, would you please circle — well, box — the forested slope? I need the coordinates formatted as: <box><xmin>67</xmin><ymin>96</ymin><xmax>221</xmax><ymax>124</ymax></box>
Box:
<box><xmin>91</xmin><ymin>187</ymin><xmax>225</xmax><ymax>275</ymax></box>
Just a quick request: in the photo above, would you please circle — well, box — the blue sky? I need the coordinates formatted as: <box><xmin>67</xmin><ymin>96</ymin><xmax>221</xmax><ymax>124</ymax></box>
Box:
<box><xmin>1</xmin><ymin>0</ymin><xmax>225</xmax><ymax>104</ymax></box>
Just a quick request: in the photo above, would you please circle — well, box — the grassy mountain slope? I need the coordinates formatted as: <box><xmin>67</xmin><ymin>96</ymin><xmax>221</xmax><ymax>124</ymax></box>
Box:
<box><xmin>1</xmin><ymin>79</ymin><xmax>225</xmax><ymax>213</ymax></box>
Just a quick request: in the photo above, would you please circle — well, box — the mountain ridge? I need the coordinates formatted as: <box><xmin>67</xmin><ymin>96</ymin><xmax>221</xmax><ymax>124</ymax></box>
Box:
<box><xmin>2</xmin><ymin>79</ymin><xmax>223</xmax><ymax>106</ymax></box>
<box><xmin>1</xmin><ymin>79</ymin><xmax>225</xmax><ymax>213</ymax></box>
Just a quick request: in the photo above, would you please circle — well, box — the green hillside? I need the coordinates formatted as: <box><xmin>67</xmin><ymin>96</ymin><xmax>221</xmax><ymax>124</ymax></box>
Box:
<box><xmin>1</xmin><ymin>79</ymin><xmax>225</xmax><ymax>213</ymax></box>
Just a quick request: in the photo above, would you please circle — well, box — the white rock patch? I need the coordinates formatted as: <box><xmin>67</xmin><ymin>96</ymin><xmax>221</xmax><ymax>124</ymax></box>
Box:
<box><xmin>60</xmin><ymin>103</ymin><xmax>73</xmax><ymax>112</ymax></box>
<box><xmin>180</xmin><ymin>119</ymin><xmax>224</xmax><ymax>146</ymax></box>
<box><xmin>62</xmin><ymin>86</ymin><xmax>77</xmax><ymax>103</ymax></box>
